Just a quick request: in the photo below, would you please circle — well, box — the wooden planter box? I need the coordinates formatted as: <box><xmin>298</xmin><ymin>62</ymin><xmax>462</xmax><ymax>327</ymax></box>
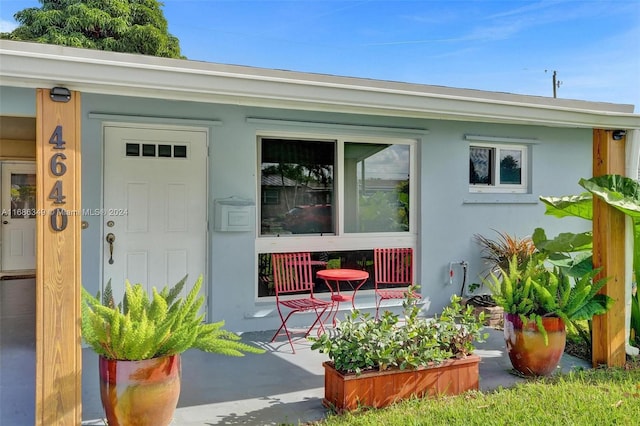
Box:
<box><xmin>322</xmin><ymin>354</ymin><xmax>480</xmax><ymax>412</ymax></box>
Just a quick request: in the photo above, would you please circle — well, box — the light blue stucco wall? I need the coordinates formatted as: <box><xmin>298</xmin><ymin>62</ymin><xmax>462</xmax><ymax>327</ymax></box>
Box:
<box><xmin>0</xmin><ymin>86</ymin><xmax>35</xmax><ymax>115</ymax></box>
<box><xmin>1</xmin><ymin>87</ymin><xmax>593</xmax><ymax>332</ymax></box>
<box><xmin>419</xmin><ymin>121</ymin><xmax>592</xmax><ymax>312</ymax></box>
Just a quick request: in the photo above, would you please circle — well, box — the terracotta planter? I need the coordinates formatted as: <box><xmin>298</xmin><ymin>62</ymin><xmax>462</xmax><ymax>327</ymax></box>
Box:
<box><xmin>503</xmin><ymin>313</ymin><xmax>566</xmax><ymax>376</ymax></box>
<box><xmin>322</xmin><ymin>355</ymin><xmax>480</xmax><ymax>412</ymax></box>
<box><xmin>99</xmin><ymin>354</ymin><xmax>181</xmax><ymax>426</ymax></box>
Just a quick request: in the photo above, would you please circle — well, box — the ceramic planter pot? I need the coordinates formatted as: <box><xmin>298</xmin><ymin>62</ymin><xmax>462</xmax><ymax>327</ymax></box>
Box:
<box><xmin>99</xmin><ymin>354</ymin><xmax>181</xmax><ymax>426</ymax></box>
<box><xmin>503</xmin><ymin>313</ymin><xmax>566</xmax><ymax>376</ymax></box>
<box><xmin>323</xmin><ymin>355</ymin><xmax>480</xmax><ymax>412</ymax></box>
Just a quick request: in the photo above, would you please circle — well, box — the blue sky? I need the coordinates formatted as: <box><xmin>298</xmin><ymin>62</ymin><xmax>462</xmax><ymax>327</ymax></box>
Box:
<box><xmin>2</xmin><ymin>0</ymin><xmax>639</xmax><ymax>109</ymax></box>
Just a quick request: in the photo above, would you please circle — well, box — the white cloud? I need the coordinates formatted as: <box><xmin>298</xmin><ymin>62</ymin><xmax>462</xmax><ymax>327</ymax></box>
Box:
<box><xmin>0</xmin><ymin>19</ymin><xmax>18</xmax><ymax>33</ymax></box>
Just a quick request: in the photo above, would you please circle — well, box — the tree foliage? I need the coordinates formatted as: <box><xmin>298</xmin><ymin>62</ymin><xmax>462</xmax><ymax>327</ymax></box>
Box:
<box><xmin>1</xmin><ymin>0</ymin><xmax>183</xmax><ymax>58</ymax></box>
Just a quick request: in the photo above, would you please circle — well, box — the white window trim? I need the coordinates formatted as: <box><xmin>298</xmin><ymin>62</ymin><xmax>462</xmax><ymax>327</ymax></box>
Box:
<box><xmin>469</xmin><ymin>142</ymin><xmax>529</xmax><ymax>194</ymax></box>
<box><xmin>255</xmin><ymin>129</ymin><xmax>418</xmax><ymax>254</ymax></box>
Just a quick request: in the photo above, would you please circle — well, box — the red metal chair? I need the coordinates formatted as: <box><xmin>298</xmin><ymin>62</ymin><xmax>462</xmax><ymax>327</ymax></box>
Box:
<box><xmin>270</xmin><ymin>252</ymin><xmax>333</xmax><ymax>353</ymax></box>
<box><xmin>374</xmin><ymin>248</ymin><xmax>420</xmax><ymax>318</ymax></box>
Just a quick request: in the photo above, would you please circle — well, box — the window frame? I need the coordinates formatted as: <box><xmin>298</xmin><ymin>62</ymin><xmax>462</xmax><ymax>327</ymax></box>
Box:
<box><xmin>469</xmin><ymin>142</ymin><xmax>528</xmax><ymax>194</ymax></box>
<box><xmin>255</xmin><ymin>131</ymin><xmax>418</xmax><ymax>287</ymax></box>
<box><xmin>261</xmin><ymin>188</ymin><xmax>280</xmax><ymax>205</ymax></box>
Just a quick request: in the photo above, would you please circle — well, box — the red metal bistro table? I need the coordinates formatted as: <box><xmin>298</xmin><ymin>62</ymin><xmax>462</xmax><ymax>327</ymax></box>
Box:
<box><xmin>316</xmin><ymin>269</ymin><xmax>369</xmax><ymax>326</ymax></box>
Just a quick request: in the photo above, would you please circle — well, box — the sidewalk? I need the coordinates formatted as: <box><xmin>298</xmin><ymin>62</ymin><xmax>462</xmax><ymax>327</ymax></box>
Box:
<box><xmin>81</xmin><ymin>327</ymin><xmax>591</xmax><ymax>425</ymax></box>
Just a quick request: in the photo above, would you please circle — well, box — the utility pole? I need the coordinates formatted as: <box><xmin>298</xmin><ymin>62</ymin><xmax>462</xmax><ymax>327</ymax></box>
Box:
<box><xmin>552</xmin><ymin>70</ymin><xmax>562</xmax><ymax>98</ymax></box>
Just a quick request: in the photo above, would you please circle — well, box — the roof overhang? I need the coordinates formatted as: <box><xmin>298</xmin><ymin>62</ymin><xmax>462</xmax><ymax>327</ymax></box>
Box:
<box><xmin>1</xmin><ymin>40</ymin><xmax>639</xmax><ymax>129</ymax></box>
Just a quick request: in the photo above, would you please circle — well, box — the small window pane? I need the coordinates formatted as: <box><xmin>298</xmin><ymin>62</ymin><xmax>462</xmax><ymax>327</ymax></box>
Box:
<box><xmin>262</xmin><ymin>188</ymin><xmax>280</xmax><ymax>205</ymax></box>
<box><xmin>470</xmin><ymin>147</ymin><xmax>492</xmax><ymax>184</ymax></box>
<box><xmin>158</xmin><ymin>144</ymin><xmax>172</xmax><ymax>157</ymax></box>
<box><xmin>344</xmin><ymin>142</ymin><xmax>410</xmax><ymax>233</ymax></box>
<box><xmin>142</xmin><ymin>144</ymin><xmax>156</xmax><ymax>157</ymax></box>
<box><xmin>257</xmin><ymin>250</ymin><xmax>374</xmax><ymax>297</ymax></box>
<box><xmin>10</xmin><ymin>173</ymin><xmax>36</xmax><ymax>218</ymax></box>
<box><xmin>126</xmin><ymin>143</ymin><xmax>140</xmax><ymax>156</ymax></box>
<box><xmin>174</xmin><ymin>145</ymin><xmax>187</xmax><ymax>158</ymax></box>
<box><xmin>499</xmin><ymin>149</ymin><xmax>522</xmax><ymax>184</ymax></box>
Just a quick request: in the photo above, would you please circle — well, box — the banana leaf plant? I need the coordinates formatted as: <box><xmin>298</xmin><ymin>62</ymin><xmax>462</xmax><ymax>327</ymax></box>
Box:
<box><xmin>632</xmin><ymin>287</ymin><xmax>640</xmax><ymax>346</ymax></box>
<box><xmin>539</xmin><ymin>174</ymin><xmax>640</xmax><ymax>348</ymax></box>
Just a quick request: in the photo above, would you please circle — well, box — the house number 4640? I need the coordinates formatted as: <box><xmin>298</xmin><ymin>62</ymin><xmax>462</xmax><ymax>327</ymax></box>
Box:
<box><xmin>48</xmin><ymin>125</ymin><xmax>68</xmax><ymax>231</ymax></box>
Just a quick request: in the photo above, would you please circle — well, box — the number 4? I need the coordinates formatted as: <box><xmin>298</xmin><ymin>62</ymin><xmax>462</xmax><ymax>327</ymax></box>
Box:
<box><xmin>49</xmin><ymin>125</ymin><xmax>65</xmax><ymax>149</ymax></box>
<box><xmin>48</xmin><ymin>181</ymin><xmax>66</xmax><ymax>204</ymax></box>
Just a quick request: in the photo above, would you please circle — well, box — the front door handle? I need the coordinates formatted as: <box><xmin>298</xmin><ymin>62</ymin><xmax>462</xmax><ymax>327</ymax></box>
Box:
<box><xmin>106</xmin><ymin>233</ymin><xmax>116</xmax><ymax>264</ymax></box>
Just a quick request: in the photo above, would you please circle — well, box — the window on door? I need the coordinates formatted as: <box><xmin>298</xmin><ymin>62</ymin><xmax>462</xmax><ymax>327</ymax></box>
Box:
<box><xmin>10</xmin><ymin>172</ymin><xmax>36</xmax><ymax>218</ymax></box>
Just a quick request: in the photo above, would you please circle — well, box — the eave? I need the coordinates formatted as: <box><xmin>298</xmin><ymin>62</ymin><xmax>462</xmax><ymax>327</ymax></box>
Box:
<box><xmin>1</xmin><ymin>40</ymin><xmax>639</xmax><ymax>129</ymax></box>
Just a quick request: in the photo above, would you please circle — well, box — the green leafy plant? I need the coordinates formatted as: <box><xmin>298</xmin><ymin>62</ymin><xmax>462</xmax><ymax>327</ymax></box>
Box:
<box><xmin>541</xmin><ymin>174</ymin><xmax>640</xmax><ymax>349</ymax></box>
<box><xmin>474</xmin><ymin>230</ymin><xmax>536</xmax><ymax>279</ymax></box>
<box><xmin>81</xmin><ymin>275</ymin><xmax>264</xmax><ymax>360</ymax></box>
<box><xmin>485</xmin><ymin>254</ymin><xmax>612</xmax><ymax>344</ymax></box>
<box><xmin>358</xmin><ymin>191</ymin><xmax>408</xmax><ymax>232</ymax></box>
<box><xmin>309</xmin><ymin>287</ymin><xmax>487</xmax><ymax>375</ymax></box>
<box><xmin>632</xmin><ymin>283</ymin><xmax>640</xmax><ymax>346</ymax></box>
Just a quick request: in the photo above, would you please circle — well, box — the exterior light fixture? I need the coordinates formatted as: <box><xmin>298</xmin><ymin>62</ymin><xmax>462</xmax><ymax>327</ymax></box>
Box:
<box><xmin>612</xmin><ymin>130</ymin><xmax>626</xmax><ymax>140</ymax></box>
<box><xmin>50</xmin><ymin>86</ymin><xmax>71</xmax><ymax>103</ymax></box>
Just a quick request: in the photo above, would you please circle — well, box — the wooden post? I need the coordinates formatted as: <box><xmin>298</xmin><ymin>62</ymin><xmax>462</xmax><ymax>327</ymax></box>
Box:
<box><xmin>591</xmin><ymin>129</ymin><xmax>626</xmax><ymax>367</ymax></box>
<box><xmin>35</xmin><ymin>88</ymin><xmax>82</xmax><ymax>425</ymax></box>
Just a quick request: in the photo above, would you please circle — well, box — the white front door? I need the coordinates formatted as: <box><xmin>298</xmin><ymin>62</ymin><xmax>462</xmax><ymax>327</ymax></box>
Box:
<box><xmin>103</xmin><ymin>125</ymin><xmax>208</xmax><ymax>304</ymax></box>
<box><xmin>1</xmin><ymin>162</ymin><xmax>36</xmax><ymax>271</ymax></box>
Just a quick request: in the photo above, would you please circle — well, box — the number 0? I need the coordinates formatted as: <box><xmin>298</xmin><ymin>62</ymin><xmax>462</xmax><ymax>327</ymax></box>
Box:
<box><xmin>50</xmin><ymin>208</ymin><xmax>68</xmax><ymax>231</ymax></box>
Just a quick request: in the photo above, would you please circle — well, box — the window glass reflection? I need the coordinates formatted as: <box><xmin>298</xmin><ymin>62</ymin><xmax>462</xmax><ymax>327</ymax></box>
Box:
<box><xmin>10</xmin><ymin>173</ymin><xmax>36</xmax><ymax>218</ymax></box>
<box><xmin>469</xmin><ymin>146</ymin><xmax>492</xmax><ymax>184</ymax></box>
<box><xmin>499</xmin><ymin>149</ymin><xmax>522</xmax><ymax>184</ymax></box>
<box><xmin>258</xmin><ymin>250</ymin><xmax>374</xmax><ymax>297</ymax></box>
<box><xmin>344</xmin><ymin>143</ymin><xmax>410</xmax><ymax>233</ymax></box>
<box><xmin>260</xmin><ymin>138</ymin><xmax>335</xmax><ymax>235</ymax></box>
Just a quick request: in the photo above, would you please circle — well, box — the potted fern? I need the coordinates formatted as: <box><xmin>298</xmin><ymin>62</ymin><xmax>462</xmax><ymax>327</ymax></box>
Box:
<box><xmin>81</xmin><ymin>275</ymin><xmax>264</xmax><ymax>426</ymax></box>
<box><xmin>485</xmin><ymin>253</ymin><xmax>612</xmax><ymax>376</ymax></box>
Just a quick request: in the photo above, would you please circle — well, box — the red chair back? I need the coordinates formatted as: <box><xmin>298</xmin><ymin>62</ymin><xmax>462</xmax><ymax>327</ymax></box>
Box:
<box><xmin>374</xmin><ymin>248</ymin><xmax>413</xmax><ymax>286</ymax></box>
<box><xmin>271</xmin><ymin>252</ymin><xmax>315</xmax><ymax>295</ymax></box>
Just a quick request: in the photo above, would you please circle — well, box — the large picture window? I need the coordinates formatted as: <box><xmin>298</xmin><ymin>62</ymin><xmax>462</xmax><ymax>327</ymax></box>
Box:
<box><xmin>257</xmin><ymin>132</ymin><xmax>416</xmax><ymax>298</ymax></box>
<box><xmin>259</xmin><ymin>136</ymin><xmax>412</xmax><ymax>236</ymax></box>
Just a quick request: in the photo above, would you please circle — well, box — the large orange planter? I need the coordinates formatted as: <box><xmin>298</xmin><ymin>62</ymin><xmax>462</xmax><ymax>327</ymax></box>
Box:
<box><xmin>99</xmin><ymin>354</ymin><xmax>181</xmax><ymax>426</ymax></box>
<box><xmin>322</xmin><ymin>355</ymin><xmax>480</xmax><ymax>412</ymax></box>
<box><xmin>504</xmin><ymin>313</ymin><xmax>566</xmax><ymax>376</ymax></box>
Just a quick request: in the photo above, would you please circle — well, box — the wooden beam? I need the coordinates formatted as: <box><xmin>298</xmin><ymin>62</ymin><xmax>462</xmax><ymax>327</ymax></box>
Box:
<box><xmin>591</xmin><ymin>129</ymin><xmax>626</xmax><ymax>367</ymax></box>
<box><xmin>0</xmin><ymin>138</ymin><xmax>36</xmax><ymax>159</ymax></box>
<box><xmin>35</xmin><ymin>89</ymin><xmax>82</xmax><ymax>425</ymax></box>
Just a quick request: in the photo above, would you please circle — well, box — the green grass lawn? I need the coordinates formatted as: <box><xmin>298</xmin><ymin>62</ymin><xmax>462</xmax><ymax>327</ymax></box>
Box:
<box><xmin>317</xmin><ymin>362</ymin><xmax>640</xmax><ymax>426</ymax></box>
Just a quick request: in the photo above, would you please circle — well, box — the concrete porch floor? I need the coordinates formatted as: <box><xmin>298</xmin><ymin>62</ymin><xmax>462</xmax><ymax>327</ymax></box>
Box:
<box><xmin>1</xmin><ymin>277</ymin><xmax>591</xmax><ymax>425</ymax></box>
<box><xmin>83</xmin><ymin>328</ymin><xmax>592</xmax><ymax>425</ymax></box>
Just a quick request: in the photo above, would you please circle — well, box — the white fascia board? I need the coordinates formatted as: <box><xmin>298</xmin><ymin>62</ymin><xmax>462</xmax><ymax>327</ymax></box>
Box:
<box><xmin>1</xmin><ymin>40</ymin><xmax>639</xmax><ymax>129</ymax></box>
